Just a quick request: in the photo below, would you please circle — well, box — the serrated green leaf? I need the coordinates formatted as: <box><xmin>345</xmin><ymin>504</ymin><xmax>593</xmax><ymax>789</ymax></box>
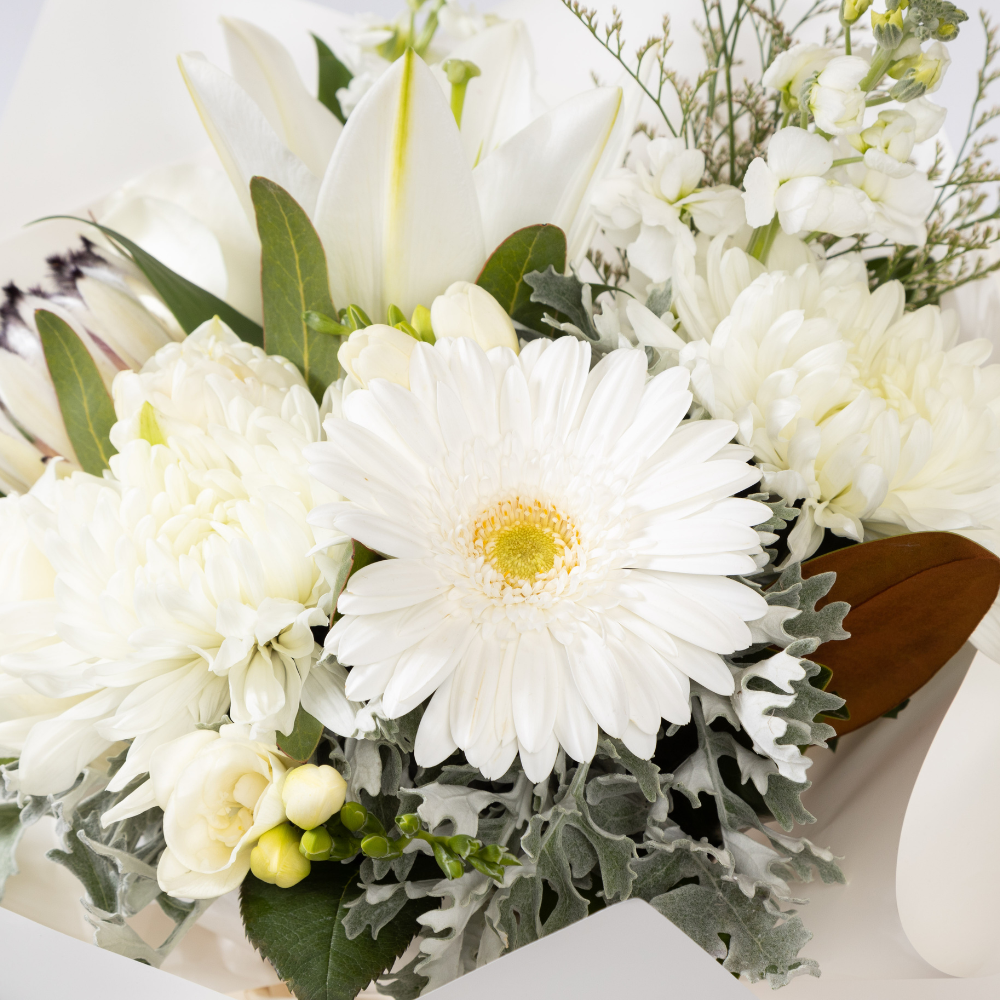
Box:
<box><xmin>314</xmin><ymin>34</ymin><xmax>353</xmax><ymax>124</ymax></box>
<box><xmin>277</xmin><ymin>706</ymin><xmax>325</xmax><ymax>764</ymax></box>
<box><xmin>0</xmin><ymin>802</ymin><xmax>24</xmax><ymax>902</ymax></box>
<box><xmin>240</xmin><ymin>862</ymin><xmax>431</xmax><ymax>1000</ymax></box>
<box><xmin>475</xmin><ymin>225</ymin><xmax>567</xmax><ymax>330</ymax></box>
<box><xmin>251</xmin><ymin>176</ymin><xmax>341</xmax><ymax>402</ymax></box>
<box><xmin>597</xmin><ymin>735</ymin><xmax>660</xmax><ymax>802</ymax></box>
<box><xmin>36</xmin><ymin>216</ymin><xmax>263</xmax><ymax>346</ymax></box>
<box><xmin>35</xmin><ymin>309</ymin><xmax>117</xmax><ymax>475</ymax></box>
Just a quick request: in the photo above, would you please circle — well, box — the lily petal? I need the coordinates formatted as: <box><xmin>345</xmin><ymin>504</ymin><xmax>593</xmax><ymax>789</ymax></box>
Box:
<box><xmin>178</xmin><ymin>52</ymin><xmax>319</xmax><ymax>222</ymax></box>
<box><xmin>314</xmin><ymin>50</ymin><xmax>485</xmax><ymax>320</ymax></box>
<box><xmin>473</xmin><ymin>86</ymin><xmax>622</xmax><ymax>257</ymax></box>
<box><xmin>222</xmin><ymin>18</ymin><xmax>342</xmax><ymax>178</ymax></box>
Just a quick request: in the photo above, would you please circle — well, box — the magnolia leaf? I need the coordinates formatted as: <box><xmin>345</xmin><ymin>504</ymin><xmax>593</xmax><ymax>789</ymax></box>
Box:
<box><xmin>35</xmin><ymin>309</ymin><xmax>117</xmax><ymax>475</ymax></box>
<box><xmin>251</xmin><ymin>176</ymin><xmax>341</xmax><ymax>401</ymax></box>
<box><xmin>804</xmin><ymin>532</ymin><xmax>1000</xmax><ymax>734</ymax></box>
<box><xmin>0</xmin><ymin>802</ymin><xmax>24</xmax><ymax>901</ymax></box>
<box><xmin>240</xmin><ymin>862</ymin><xmax>433</xmax><ymax>1000</ymax></box>
<box><xmin>314</xmin><ymin>34</ymin><xmax>353</xmax><ymax>124</ymax></box>
<box><xmin>37</xmin><ymin>216</ymin><xmax>263</xmax><ymax>346</ymax></box>
<box><xmin>277</xmin><ymin>706</ymin><xmax>325</xmax><ymax>763</ymax></box>
<box><xmin>475</xmin><ymin>224</ymin><xmax>566</xmax><ymax>331</ymax></box>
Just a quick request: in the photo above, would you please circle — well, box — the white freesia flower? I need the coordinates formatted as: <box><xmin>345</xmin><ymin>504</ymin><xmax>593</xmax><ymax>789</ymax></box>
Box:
<box><xmin>808</xmin><ymin>55</ymin><xmax>869</xmax><ymax>135</ymax></box>
<box><xmin>430</xmin><ymin>281</ymin><xmax>519</xmax><ymax>353</ymax></box>
<box><xmin>742</xmin><ymin>127</ymin><xmax>872</xmax><ymax>238</ymax></box>
<box><xmin>339</xmin><ymin>325</ymin><xmax>420</xmax><ymax>392</ymax></box>
<box><xmin>102</xmin><ymin>725</ymin><xmax>289</xmax><ymax>899</ymax></box>
<box><xmin>281</xmin><ymin>762</ymin><xmax>347</xmax><ymax>829</ymax></box>
<box><xmin>592</xmin><ymin>135</ymin><xmax>745</xmax><ymax>284</ymax></box>
<box><xmin>0</xmin><ymin>319</ymin><xmax>357</xmax><ymax>796</ymax></box>
<box><xmin>761</xmin><ymin>43</ymin><xmax>834</xmax><ymax>115</ymax></box>
<box><xmin>307</xmin><ymin>336</ymin><xmax>769</xmax><ymax>781</ymax></box>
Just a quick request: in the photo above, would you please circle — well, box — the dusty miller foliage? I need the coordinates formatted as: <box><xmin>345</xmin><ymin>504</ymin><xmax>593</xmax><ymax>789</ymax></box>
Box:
<box><xmin>564</xmin><ymin>1</ymin><xmax>1000</xmax><ymax>309</ymax></box>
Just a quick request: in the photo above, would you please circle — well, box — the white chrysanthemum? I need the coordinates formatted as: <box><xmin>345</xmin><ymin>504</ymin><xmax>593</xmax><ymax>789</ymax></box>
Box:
<box><xmin>676</xmin><ymin>237</ymin><xmax>1000</xmax><ymax>623</ymax></box>
<box><xmin>0</xmin><ymin>319</ymin><xmax>356</xmax><ymax>795</ymax></box>
<box><xmin>307</xmin><ymin>336</ymin><xmax>769</xmax><ymax>781</ymax></box>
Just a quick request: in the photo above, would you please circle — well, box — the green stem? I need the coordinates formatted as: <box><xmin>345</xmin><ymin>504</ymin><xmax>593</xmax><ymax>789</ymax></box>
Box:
<box><xmin>859</xmin><ymin>45</ymin><xmax>897</xmax><ymax>92</ymax></box>
<box><xmin>749</xmin><ymin>216</ymin><xmax>782</xmax><ymax>263</ymax></box>
<box><xmin>866</xmin><ymin>93</ymin><xmax>892</xmax><ymax>106</ymax></box>
<box><xmin>845</xmin><ymin>25</ymin><xmax>852</xmax><ymax>56</ymax></box>
<box><xmin>831</xmin><ymin>156</ymin><xmax>864</xmax><ymax>166</ymax></box>
<box><xmin>799</xmin><ymin>106</ymin><xmax>809</xmax><ymax>129</ymax></box>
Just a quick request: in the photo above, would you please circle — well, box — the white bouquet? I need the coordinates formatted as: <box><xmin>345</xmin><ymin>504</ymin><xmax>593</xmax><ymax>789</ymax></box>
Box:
<box><xmin>1</xmin><ymin>0</ymin><xmax>999</xmax><ymax>995</ymax></box>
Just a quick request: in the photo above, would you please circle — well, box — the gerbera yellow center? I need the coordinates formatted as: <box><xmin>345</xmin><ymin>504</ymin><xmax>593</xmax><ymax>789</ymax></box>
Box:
<box><xmin>472</xmin><ymin>497</ymin><xmax>578</xmax><ymax>584</ymax></box>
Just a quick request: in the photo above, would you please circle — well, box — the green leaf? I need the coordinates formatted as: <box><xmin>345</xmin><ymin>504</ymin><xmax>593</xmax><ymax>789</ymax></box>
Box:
<box><xmin>0</xmin><ymin>802</ymin><xmax>25</xmax><ymax>902</ymax></box>
<box><xmin>251</xmin><ymin>176</ymin><xmax>341</xmax><ymax>402</ymax></box>
<box><xmin>475</xmin><ymin>225</ymin><xmax>567</xmax><ymax>330</ymax></box>
<box><xmin>240</xmin><ymin>862</ymin><xmax>432</xmax><ymax>1000</ymax></box>
<box><xmin>36</xmin><ymin>216</ymin><xmax>263</xmax><ymax>346</ymax></box>
<box><xmin>277</xmin><ymin>707</ymin><xmax>325</xmax><ymax>764</ymax></box>
<box><xmin>313</xmin><ymin>34</ymin><xmax>353</xmax><ymax>124</ymax></box>
<box><xmin>35</xmin><ymin>309</ymin><xmax>117</xmax><ymax>475</ymax></box>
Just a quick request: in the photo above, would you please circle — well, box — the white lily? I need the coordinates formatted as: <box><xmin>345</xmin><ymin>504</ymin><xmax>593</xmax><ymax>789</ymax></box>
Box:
<box><xmin>183</xmin><ymin>45</ymin><xmax>622</xmax><ymax>320</ymax></box>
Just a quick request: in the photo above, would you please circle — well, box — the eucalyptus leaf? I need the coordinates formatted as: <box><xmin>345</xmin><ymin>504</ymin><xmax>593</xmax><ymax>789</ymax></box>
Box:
<box><xmin>314</xmin><ymin>34</ymin><xmax>353</xmax><ymax>124</ymax></box>
<box><xmin>475</xmin><ymin>225</ymin><xmax>566</xmax><ymax>331</ymax></box>
<box><xmin>36</xmin><ymin>216</ymin><xmax>263</xmax><ymax>346</ymax></box>
<box><xmin>240</xmin><ymin>862</ymin><xmax>433</xmax><ymax>1000</ymax></box>
<box><xmin>35</xmin><ymin>309</ymin><xmax>117</xmax><ymax>475</ymax></box>
<box><xmin>251</xmin><ymin>176</ymin><xmax>341</xmax><ymax>402</ymax></box>
<box><xmin>278</xmin><ymin>707</ymin><xmax>325</xmax><ymax>763</ymax></box>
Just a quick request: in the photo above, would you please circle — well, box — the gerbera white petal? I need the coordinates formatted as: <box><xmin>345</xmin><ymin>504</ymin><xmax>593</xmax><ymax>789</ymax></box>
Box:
<box><xmin>309</xmin><ymin>338</ymin><xmax>767</xmax><ymax>778</ymax></box>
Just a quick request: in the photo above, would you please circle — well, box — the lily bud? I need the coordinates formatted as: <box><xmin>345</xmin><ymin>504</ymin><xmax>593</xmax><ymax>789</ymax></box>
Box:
<box><xmin>299</xmin><ymin>826</ymin><xmax>334</xmax><ymax>861</ymax></box>
<box><xmin>250</xmin><ymin>823</ymin><xmax>311</xmax><ymax>888</ymax></box>
<box><xmin>338</xmin><ymin>325</ymin><xmax>419</xmax><ymax>390</ymax></box>
<box><xmin>840</xmin><ymin>0</ymin><xmax>872</xmax><ymax>25</ymax></box>
<box><xmin>281</xmin><ymin>763</ymin><xmax>347</xmax><ymax>830</ymax></box>
<box><xmin>430</xmin><ymin>282</ymin><xmax>519</xmax><ymax>354</ymax></box>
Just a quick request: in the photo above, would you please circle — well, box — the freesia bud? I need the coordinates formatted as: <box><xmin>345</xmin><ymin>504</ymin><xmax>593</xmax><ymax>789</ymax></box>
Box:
<box><xmin>250</xmin><ymin>823</ymin><xmax>311</xmax><ymax>888</ymax></box>
<box><xmin>430</xmin><ymin>282</ymin><xmax>519</xmax><ymax>354</ymax></box>
<box><xmin>395</xmin><ymin>813</ymin><xmax>420</xmax><ymax>835</ymax></box>
<box><xmin>299</xmin><ymin>827</ymin><xmax>334</xmax><ymax>861</ymax></box>
<box><xmin>340</xmin><ymin>801</ymin><xmax>368</xmax><ymax>834</ymax></box>
<box><xmin>281</xmin><ymin>763</ymin><xmax>347</xmax><ymax>830</ymax></box>
<box><xmin>337</xmin><ymin>325</ymin><xmax>418</xmax><ymax>390</ymax></box>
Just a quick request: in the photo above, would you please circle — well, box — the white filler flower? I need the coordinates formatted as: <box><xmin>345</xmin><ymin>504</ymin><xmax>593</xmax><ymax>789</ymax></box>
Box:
<box><xmin>308</xmin><ymin>336</ymin><xmax>769</xmax><ymax>781</ymax></box>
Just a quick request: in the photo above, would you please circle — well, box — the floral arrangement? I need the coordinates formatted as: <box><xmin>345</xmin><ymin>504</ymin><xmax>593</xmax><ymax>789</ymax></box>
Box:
<box><xmin>1</xmin><ymin>0</ymin><xmax>999</xmax><ymax>996</ymax></box>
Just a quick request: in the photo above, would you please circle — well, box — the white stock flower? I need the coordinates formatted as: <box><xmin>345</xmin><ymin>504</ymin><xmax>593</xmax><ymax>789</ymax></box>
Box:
<box><xmin>854</xmin><ymin>109</ymin><xmax>918</xmax><ymax>178</ymax></box>
<box><xmin>593</xmin><ymin>135</ymin><xmax>744</xmax><ymax>284</ymax></box>
<box><xmin>307</xmin><ymin>336</ymin><xmax>769</xmax><ymax>781</ymax></box>
<box><xmin>762</xmin><ymin>43</ymin><xmax>835</xmax><ymax>114</ymax></box>
<box><xmin>430</xmin><ymin>282</ymin><xmax>519</xmax><ymax>353</ymax></box>
<box><xmin>0</xmin><ymin>319</ymin><xmax>355</xmax><ymax>796</ymax></box>
<box><xmin>102</xmin><ymin>725</ymin><xmax>288</xmax><ymax>899</ymax></box>
<box><xmin>742</xmin><ymin>127</ymin><xmax>872</xmax><ymax>237</ymax></box>
<box><xmin>837</xmin><ymin>153</ymin><xmax>935</xmax><ymax>246</ymax></box>
<box><xmin>808</xmin><ymin>56</ymin><xmax>869</xmax><ymax>135</ymax></box>
<box><xmin>907</xmin><ymin>97</ymin><xmax>947</xmax><ymax>142</ymax></box>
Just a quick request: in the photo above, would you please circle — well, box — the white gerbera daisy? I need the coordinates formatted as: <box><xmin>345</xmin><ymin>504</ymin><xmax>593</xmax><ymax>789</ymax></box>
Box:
<box><xmin>307</xmin><ymin>336</ymin><xmax>769</xmax><ymax>781</ymax></box>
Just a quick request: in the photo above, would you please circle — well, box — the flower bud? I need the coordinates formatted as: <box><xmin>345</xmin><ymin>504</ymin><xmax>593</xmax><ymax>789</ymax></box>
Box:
<box><xmin>361</xmin><ymin>834</ymin><xmax>392</xmax><ymax>858</ymax></box>
<box><xmin>395</xmin><ymin>813</ymin><xmax>420</xmax><ymax>835</ymax></box>
<box><xmin>281</xmin><ymin>763</ymin><xmax>347</xmax><ymax>830</ymax></box>
<box><xmin>340</xmin><ymin>801</ymin><xmax>368</xmax><ymax>834</ymax></box>
<box><xmin>446</xmin><ymin>835</ymin><xmax>479</xmax><ymax>859</ymax></box>
<box><xmin>250</xmin><ymin>823</ymin><xmax>311</xmax><ymax>888</ymax></box>
<box><xmin>338</xmin><ymin>325</ymin><xmax>418</xmax><ymax>389</ymax></box>
<box><xmin>840</xmin><ymin>0</ymin><xmax>872</xmax><ymax>25</ymax></box>
<box><xmin>858</xmin><ymin>109</ymin><xmax>917</xmax><ymax>177</ymax></box>
<box><xmin>299</xmin><ymin>827</ymin><xmax>334</xmax><ymax>861</ymax></box>
<box><xmin>410</xmin><ymin>306</ymin><xmax>435</xmax><ymax>343</ymax></box>
<box><xmin>871</xmin><ymin>8</ymin><xmax>905</xmax><ymax>49</ymax></box>
<box><xmin>430</xmin><ymin>282</ymin><xmax>519</xmax><ymax>354</ymax></box>
<box><xmin>888</xmin><ymin>42</ymin><xmax>950</xmax><ymax>95</ymax></box>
